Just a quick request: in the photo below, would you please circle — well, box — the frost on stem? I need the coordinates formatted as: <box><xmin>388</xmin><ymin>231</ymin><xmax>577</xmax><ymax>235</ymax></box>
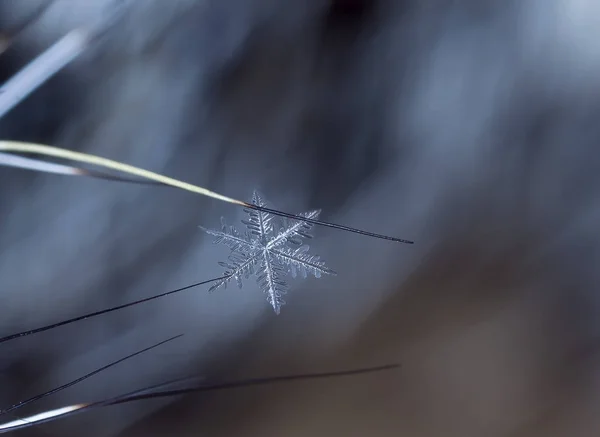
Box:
<box><xmin>199</xmin><ymin>191</ymin><xmax>336</xmax><ymax>314</ymax></box>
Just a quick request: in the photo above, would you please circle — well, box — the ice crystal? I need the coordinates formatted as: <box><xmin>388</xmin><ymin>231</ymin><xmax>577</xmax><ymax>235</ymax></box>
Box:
<box><xmin>199</xmin><ymin>191</ymin><xmax>336</xmax><ymax>314</ymax></box>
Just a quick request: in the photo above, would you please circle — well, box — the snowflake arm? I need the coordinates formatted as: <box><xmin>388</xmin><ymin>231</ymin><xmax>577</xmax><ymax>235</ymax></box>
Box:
<box><xmin>199</xmin><ymin>217</ymin><xmax>257</xmax><ymax>252</ymax></box>
<box><xmin>208</xmin><ymin>250</ymin><xmax>260</xmax><ymax>292</ymax></box>
<box><xmin>272</xmin><ymin>245</ymin><xmax>337</xmax><ymax>279</ymax></box>
<box><xmin>257</xmin><ymin>252</ymin><xmax>288</xmax><ymax>314</ymax></box>
<box><xmin>267</xmin><ymin>209</ymin><xmax>320</xmax><ymax>249</ymax></box>
<box><xmin>241</xmin><ymin>191</ymin><xmax>275</xmax><ymax>244</ymax></box>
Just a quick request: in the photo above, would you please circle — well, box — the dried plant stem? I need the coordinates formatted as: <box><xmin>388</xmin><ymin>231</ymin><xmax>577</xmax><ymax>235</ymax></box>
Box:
<box><xmin>0</xmin><ymin>151</ymin><xmax>84</xmax><ymax>176</ymax></box>
<box><xmin>0</xmin><ymin>141</ymin><xmax>414</xmax><ymax>243</ymax></box>
<box><xmin>0</xmin><ymin>141</ymin><xmax>243</xmax><ymax>204</ymax></box>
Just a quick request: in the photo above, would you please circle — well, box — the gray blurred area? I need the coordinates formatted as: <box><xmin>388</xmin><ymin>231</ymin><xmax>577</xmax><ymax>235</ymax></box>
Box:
<box><xmin>1</xmin><ymin>0</ymin><xmax>600</xmax><ymax>435</ymax></box>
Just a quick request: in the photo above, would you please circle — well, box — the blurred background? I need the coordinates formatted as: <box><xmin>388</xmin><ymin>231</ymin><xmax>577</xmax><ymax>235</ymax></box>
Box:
<box><xmin>1</xmin><ymin>0</ymin><xmax>600</xmax><ymax>435</ymax></box>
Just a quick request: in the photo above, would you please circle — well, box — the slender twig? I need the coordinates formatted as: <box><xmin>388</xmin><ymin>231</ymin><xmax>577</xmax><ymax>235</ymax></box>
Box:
<box><xmin>0</xmin><ymin>141</ymin><xmax>414</xmax><ymax>244</ymax></box>
<box><xmin>0</xmin><ymin>363</ymin><xmax>400</xmax><ymax>432</ymax></box>
<box><xmin>0</xmin><ymin>151</ymin><xmax>162</xmax><ymax>184</ymax></box>
<box><xmin>0</xmin><ymin>334</ymin><xmax>183</xmax><ymax>415</ymax></box>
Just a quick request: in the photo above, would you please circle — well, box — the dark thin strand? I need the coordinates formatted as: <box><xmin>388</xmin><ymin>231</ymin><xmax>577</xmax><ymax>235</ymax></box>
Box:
<box><xmin>0</xmin><ymin>335</ymin><xmax>183</xmax><ymax>415</ymax></box>
<box><xmin>108</xmin><ymin>375</ymin><xmax>208</xmax><ymax>397</ymax></box>
<box><xmin>0</xmin><ymin>153</ymin><xmax>413</xmax><ymax>244</ymax></box>
<box><xmin>108</xmin><ymin>363</ymin><xmax>401</xmax><ymax>406</ymax></box>
<box><xmin>0</xmin><ymin>276</ymin><xmax>226</xmax><ymax>344</ymax></box>
<box><xmin>244</xmin><ymin>203</ymin><xmax>414</xmax><ymax>244</ymax></box>
<box><xmin>0</xmin><ymin>364</ymin><xmax>399</xmax><ymax>432</ymax></box>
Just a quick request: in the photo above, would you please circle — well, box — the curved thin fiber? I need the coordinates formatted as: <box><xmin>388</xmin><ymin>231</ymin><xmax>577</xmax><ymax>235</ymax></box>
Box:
<box><xmin>0</xmin><ymin>141</ymin><xmax>414</xmax><ymax>244</ymax></box>
<box><xmin>0</xmin><ymin>141</ymin><xmax>243</xmax><ymax>205</ymax></box>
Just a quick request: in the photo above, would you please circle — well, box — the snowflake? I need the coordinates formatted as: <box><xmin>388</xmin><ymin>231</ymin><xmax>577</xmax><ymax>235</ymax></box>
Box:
<box><xmin>199</xmin><ymin>191</ymin><xmax>336</xmax><ymax>314</ymax></box>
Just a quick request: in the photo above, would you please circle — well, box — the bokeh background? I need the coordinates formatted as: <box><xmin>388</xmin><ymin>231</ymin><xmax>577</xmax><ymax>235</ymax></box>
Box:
<box><xmin>1</xmin><ymin>0</ymin><xmax>600</xmax><ymax>436</ymax></box>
